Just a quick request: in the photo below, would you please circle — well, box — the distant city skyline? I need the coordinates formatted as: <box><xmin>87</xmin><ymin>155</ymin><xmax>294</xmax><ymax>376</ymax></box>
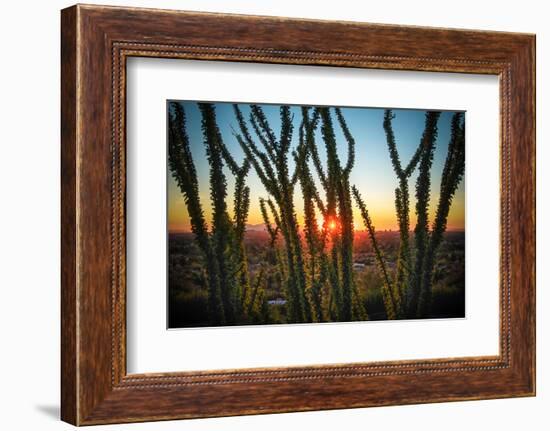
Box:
<box><xmin>167</xmin><ymin>101</ymin><xmax>465</xmax><ymax>233</ymax></box>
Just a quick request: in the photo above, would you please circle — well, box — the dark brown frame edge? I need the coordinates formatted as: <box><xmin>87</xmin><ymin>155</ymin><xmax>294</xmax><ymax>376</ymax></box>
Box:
<box><xmin>61</xmin><ymin>4</ymin><xmax>535</xmax><ymax>426</ymax></box>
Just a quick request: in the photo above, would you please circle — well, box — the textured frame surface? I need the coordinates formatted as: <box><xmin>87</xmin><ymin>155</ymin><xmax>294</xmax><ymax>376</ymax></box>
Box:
<box><xmin>61</xmin><ymin>4</ymin><xmax>535</xmax><ymax>425</ymax></box>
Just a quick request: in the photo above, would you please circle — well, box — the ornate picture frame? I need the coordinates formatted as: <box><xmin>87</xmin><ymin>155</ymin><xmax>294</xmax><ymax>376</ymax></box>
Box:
<box><xmin>61</xmin><ymin>4</ymin><xmax>535</xmax><ymax>425</ymax></box>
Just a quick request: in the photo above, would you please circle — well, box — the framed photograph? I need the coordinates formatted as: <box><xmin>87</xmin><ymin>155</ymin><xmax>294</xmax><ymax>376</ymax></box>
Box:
<box><xmin>61</xmin><ymin>4</ymin><xmax>535</xmax><ymax>425</ymax></box>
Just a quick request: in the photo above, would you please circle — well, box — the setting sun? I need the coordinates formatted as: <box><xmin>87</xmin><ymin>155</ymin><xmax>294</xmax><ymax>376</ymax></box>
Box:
<box><xmin>324</xmin><ymin>217</ymin><xmax>338</xmax><ymax>232</ymax></box>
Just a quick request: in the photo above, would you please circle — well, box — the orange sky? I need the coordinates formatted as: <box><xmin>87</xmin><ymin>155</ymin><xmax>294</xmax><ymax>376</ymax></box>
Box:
<box><xmin>167</xmin><ymin>189</ymin><xmax>465</xmax><ymax>233</ymax></box>
<box><xmin>167</xmin><ymin>103</ymin><xmax>465</xmax><ymax>234</ymax></box>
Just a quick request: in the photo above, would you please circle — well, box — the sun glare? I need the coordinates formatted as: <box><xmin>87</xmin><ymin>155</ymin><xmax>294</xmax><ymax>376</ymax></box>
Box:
<box><xmin>325</xmin><ymin>217</ymin><xmax>338</xmax><ymax>232</ymax></box>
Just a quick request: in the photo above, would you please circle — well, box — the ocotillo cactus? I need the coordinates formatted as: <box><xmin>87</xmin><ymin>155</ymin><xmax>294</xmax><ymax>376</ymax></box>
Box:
<box><xmin>406</xmin><ymin>110</ymin><xmax>441</xmax><ymax>317</ymax></box>
<box><xmin>199</xmin><ymin>103</ymin><xmax>240</xmax><ymax>323</ymax></box>
<box><xmin>236</xmin><ymin>104</ymin><xmax>367</xmax><ymax>323</ymax></box>
<box><xmin>383</xmin><ymin>109</ymin><xmax>425</xmax><ymax>316</ymax></box>
<box><xmin>353</xmin><ymin>109</ymin><xmax>465</xmax><ymax>319</ymax></box>
<box><xmin>233</xmin><ymin>104</ymin><xmax>310</xmax><ymax>323</ymax></box>
<box><xmin>352</xmin><ymin>185</ymin><xmax>398</xmax><ymax>319</ymax></box>
<box><xmin>315</xmin><ymin>107</ymin><xmax>366</xmax><ymax>321</ymax></box>
<box><xmin>293</xmin><ymin>108</ymin><xmax>327</xmax><ymax>322</ymax></box>
<box><xmin>294</xmin><ymin>107</ymin><xmax>366</xmax><ymax>322</ymax></box>
<box><xmin>416</xmin><ymin>112</ymin><xmax>465</xmax><ymax>317</ymax></box>
<box><xmin>168</xmin><ymin>102</ymin><xmax>255</xmax><ymax>325</ymax></box>
<box><xmin>168</xmin><ymin>103</ymin><xmax>224</xmax><ymax>324</ymax></box>
<box><xmin>212</xmin><ymin>113</ymin><xmax>252</xmax><ymax>316</ymax></box>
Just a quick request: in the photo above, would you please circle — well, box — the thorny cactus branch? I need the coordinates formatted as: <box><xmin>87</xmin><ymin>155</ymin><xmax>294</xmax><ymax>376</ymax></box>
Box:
<box><xmin>314</xmin><ymin>107</ymin><xmax>365</xmax><ymax>321</ymax></box>
<box><xmin>290</xmin><ymin>119</ymin><xmax>311</xmax><ymax>187</ymax></box>
<box><xmin>406</xmin><ymin>111</ymin><xmax>441</xmax><ymax>317</ymax></box>
<box><xmin>383</xmin><ymin>110</ymin><xmax>404</xmax><ymax>178</ymax></box>
<box><xmin>233</xmin><ymin>104</ymin><xmax>309</xmax><ymax>323</ymax></box>
<box><xmin>250</xmin><ymin>105</ymin><xmax>278</xmax><ymax>152</ymax></box>
<box><xmin>356</xmin><ymin>109</ymin><xmax>463</xmax><ymax>320</ymax></box>
<box><xmin>260</xmin><ymin>197</ymin><xmax>279</xmax><ymax>245</ymax></box>
<box><xmin>266</xmin><ymin>199</ymin><xmax>283</xmax><ymax>234</ymax></box>
<box><xmin>383</xmin><ymin>109</ymin><xmax>427</xmax><ymax>315</ymax></box>
<box><xmin>404</xmin><ymin>140</ymin><xmax>425</xmax><ymax>177</ymax></box>
<box><xmin>168</xmin><ymin>103</ymin><xmax>209</xmax><ymax>255</ymax></box>
<box><xmin>214</xmin><ymin>128</ymin><xmax>251</xmax><ymax>239</ymax></box>
<box><xmin>249</xmin><ymin>112</ymin><xmax>276</xmax><ymax>164</ymax></box>
<box><xmin>352</xmin><ymin>186</ymin><xmax>398</xmax><ymax>319</ymax></box>
<box><xmin>168</xmin><ymin>102</ymin><xmax>262</xmax><ymax>326</ymax></box>
<box><xmin>307</xmin><ymin>109</ymin><xmax>328</xmax><ymax>193</ymax></box>
<box><xmin>335</xmin><ymin>107</ymin><xmax>356</xmax><ymax>176</ymax></box>
<box><xmin>169</xmin><ymin>104</ymin><xmax>225</xmax><ymax>323</ymax></box>
<box><xmin>279</xmin><ymin>106</ymin><xmax>294</xmax><ymax>154</ymax></box>
<box><xmin>232</xmin><ymin>163</ymin><xmax>251</xmax><ymax>238</ymax></box>
<box><xmin>295</xmin><ymin>110</ymin><xmax>327</xmax><ymax>321</ymax></box>
<box><xmin>199</xmin><ymin>103</ymin><xmax>240</xmax><ymax>323</ymax></box>
<box><xmin>416</xmin><ymin>112</ymin><xmax>465</xmax><ymax>317</ymax></box>
<box><xmin>169</xmin><ymin>103</ymin><xmax>229</xmax><ymax>324</ymax></box>
<box><xmin>233</xmin><ymin>106</ymin><xmax>279</xmax><ymax>198</ymax></box>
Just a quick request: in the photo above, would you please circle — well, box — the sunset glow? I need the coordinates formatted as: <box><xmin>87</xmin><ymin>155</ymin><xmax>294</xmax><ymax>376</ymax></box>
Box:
<box><xmin>167</xmin><ymin>103</ymin><xmax>465</xmax><ymax>234</ymax></box>
<box><xmin>167</xmin><ymin>101</ymin><xmax>466</xmax><ymax>328</ymax></box>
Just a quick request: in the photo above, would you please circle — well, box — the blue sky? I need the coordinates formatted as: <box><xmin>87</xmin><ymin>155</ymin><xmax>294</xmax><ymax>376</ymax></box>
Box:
<box><xmin>168</xmin><ymin>101</ymin><xmax>465</xmax><ymax>233</ymax></box>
